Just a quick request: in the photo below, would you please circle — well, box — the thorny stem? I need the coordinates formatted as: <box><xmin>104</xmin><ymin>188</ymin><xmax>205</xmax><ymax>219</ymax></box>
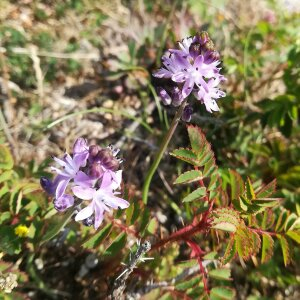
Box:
<box><xmin>186</xmin><ymin>240</ymin><xmax>209</xmax><ymax>295</ymax></box>
<box><xmin>151</xmin><ymin>209</ymin><xmax>211</xmax><ymax>251</ymax></box>
<box><xmin>142</xmin><ymin>99</ymin><xmax>187</xmax><ymax>204</ymax></box>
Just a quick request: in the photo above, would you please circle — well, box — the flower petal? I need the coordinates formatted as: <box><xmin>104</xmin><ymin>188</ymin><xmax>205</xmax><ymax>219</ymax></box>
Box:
<box><xmin>75</xmin><ymin>205</ymin><xmax>94</xmax><ymax>221</ymax></box>
<box><xmin>72</xmin><ymin>186</ymin><xmax>94</xmax><ymax>200</ymax></box>
<box><xmin>104</xmin><ymin>195</ymin><xmax>129</xmax><ymax>209</ymax></box>
<box><xmin>73</xmin><ymin>138</ymin><xmax>88</xmax><ymax>154</ymax></box>
<box><xmin>54</xmin><ymin>194</ymin><xmax>74</xmax><ymax>211</ymax></box>
<box><xmin>171</xmin><ymin>72</ymin><xmax>187</xmax><ymax>83</ymax></box>
<box><xmin>182</xmin><ymin>77</ymin><xmax>194</xmax><ymax>98</ymax></box>
<box><xmin>74</xmin><ymin>171</ymin><xmax>93</xmax><ymax>187</ymax></box>
<box><xmin>55</xmin><ymin>178</ymin><xmax>70</xmax><ymax>199</ymax></box>
<box><xmin>153</xmin><ymin>68</ymin><xmax>172</xmax><ymax>78</ymax></box>
<box><xmin>94</xmin><ymin>204</ymin><xmax>104</xmax><ymax>229</ymax></box>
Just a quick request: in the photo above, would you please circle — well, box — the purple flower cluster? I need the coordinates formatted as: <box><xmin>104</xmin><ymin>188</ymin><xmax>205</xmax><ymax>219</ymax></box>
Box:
<box><xmin>154</xmin><ymin>32</ymin><xmax>226</xmax><ymax>114</ymax></box>
<box><xmin>40</xmin><ymin>138</ymin><xmax>129</xmax><ymax>229</ymax></box>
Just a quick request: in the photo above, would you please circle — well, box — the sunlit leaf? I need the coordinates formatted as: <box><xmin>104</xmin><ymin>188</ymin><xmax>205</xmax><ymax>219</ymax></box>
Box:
<box><xmin>221</xmin><ymin>238</ymin><xmax>236</xmax><ymax>265</ymax></box>
<box><xmin>182</xmin><ymin>187</ymin><xmax>206</xmax><ymax>202</ymax></box>
<box><xmin>286</xmin><ymin>230</ymin><xmax>300</xmax><ymax>244</ymax></box>
<box><xmin>210</xmin><ymin>287</ymin><xmax>235</xmax><ymax>300</ymax></box>
<box><xmin>0</xmin><ymin>145</ymin><xmax>14</xmax><ymax>170</ymax></box>
<box><xmin>209</xmin><ymin>268</ymin><xmax>231</xmax><ymax>281</ymax></box>
<box><xmin>82</xmin><ymin>223</ymin><xmax>112</xmax><ymax>249</ymax></box>
<box><xmin>174</xmin><ymin>170</ymin><xmax>203</xmax><ymax>185</ymax></box>
<box><xmin>256</xmin><ymin>179</ymin><xmax>276</xmax><ymax>198</ymax></box>
<box><xmin>277</xmin><ymin>234</ymin><xmax>290</xmax><ymax>266</ymax></box>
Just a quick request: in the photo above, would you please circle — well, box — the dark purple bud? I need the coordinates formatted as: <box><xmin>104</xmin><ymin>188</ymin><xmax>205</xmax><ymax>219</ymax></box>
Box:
<box><xmin>189</xmin><ymin>42</ymin><xmax>201</xmax><ymax>59</ymax></box>
<box><xmin>157</xmin><ymin>87</ymin><xmax>172</xmax><ymax>105</ymax></box>
<box><xmin>171</xmin><ymin>87</ymin><xmax>184</xmax><ymax>107</ymax></box>
<box><xmin>182</xmin><ymin>105</ymin><xmax>193</xmax><ymax>122</ymax></box>
<box><xmin>204</xmin><ymin>50</ymin><xmax>220</xmax><ymax>64</ymax></box>
<box><xmin>195</xmin><ymin>31</ymin><xmax>210</xmax><ymax>45</ymax></box>
<box><xmin>82</xmin><ymin>216</ymin><xmax>94</xmax><ymax>227</ymax></box>
<box><xmin>202</xmin><ymin>40</ymin><xmax>215</xmax><ymax>52</ymax></box>
<box><xmin>89</xmin><ymin>162</ymin><xmax>103</xmax><ymax>178</ymax></box>
<box><xmin>97</xmin><ymin>149</ymin><xmax>120</xmax><ymax>171</ymax></box>
<box><xmin>89</xmin><ymin>145</ymin><xmax>101</xmax><ymax>159</ymax></box>
<box><xmin>40</xmin><ymin>177</ymin><xmax>54</xmax><ymax>195</ymax></box>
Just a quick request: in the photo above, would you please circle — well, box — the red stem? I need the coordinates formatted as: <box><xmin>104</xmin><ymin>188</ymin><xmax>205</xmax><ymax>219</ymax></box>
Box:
<box><xmin>186</xmin><ymin>240</ymin><xmax>209</xmax><ymax>295</ymax></box>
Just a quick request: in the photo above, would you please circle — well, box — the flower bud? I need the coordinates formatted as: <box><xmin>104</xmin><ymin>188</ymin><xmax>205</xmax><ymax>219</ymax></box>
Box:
<box><xmin>97</xmin><ymin>149</ymin><xmax>120</xmax><ymax>171</ymax></box>
<box><xmin>202</xmin><ymin>40</ymin><xmax>215</xmax><ymax>52</ymax></box>
<box><xmin>89</xmin><ymin>162</ymin><xmax>103</xmax><ymax>178</ymax></box>
<box><xmin>157</xmin><ymin>87</ymin><xmax>172</xmax><ymax>105</ymax></box>
<box><xmin>171</xmin><ymin>87</ymin><xmax>184</xmax><ymax>106</ymax></box>
<box><xmin>182</xmin><ymin>105</ymin><xmax>193</xmax><ymax>122</ymax></box>
<box><xmin>204</xmin><ymin>50</ymin><xmax>220</xmax><ymax>63</ymax></box>
<box><xmin>89</xmin><ymin>145</ymin><xmax>101</xmax><ymax>158</ymax></box>
<box><xmin>195</xmin><ymin>31</ymin><xmax>210</xmax><ymax>45</ymax></box>
<box><xmin>40</xmin><ymin>177</ymin><xmax>54</xmax><ymax>195</ymax></box>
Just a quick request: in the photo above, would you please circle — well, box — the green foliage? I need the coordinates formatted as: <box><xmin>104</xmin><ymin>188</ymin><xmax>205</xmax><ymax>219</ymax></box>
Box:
<box><xmin>170</xmin><ymin>125</ymin><xmax>222</xmax><ymax>204</ymax></box>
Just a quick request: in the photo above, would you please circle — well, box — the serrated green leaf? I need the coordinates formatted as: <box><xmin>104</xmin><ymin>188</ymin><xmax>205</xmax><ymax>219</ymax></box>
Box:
<box><xmin>209</xmin><ymin>268</ymin><xmax>231</xmax><ymax>280</ymax></box>
<box><xmin>208</xmin><ymin>173</ymin><xmax>220</xmax><ymax>192</ymax></box>
<box><xmin>221</xmin><ymin>239</ymin><xmax>236</xmax><ymax>265</ymax></box>
<box><xmin>170</xmin><ymin>148</ymin><xmax>198</xmax><ymax>165</ymax></box>
<box><xmin>284</xmin><ymin>213</ymin><xmax>299</xmax><ymax>232</ymax></box>
<box><xmin>82</xmin><ymin>223</ymin><xmax>112</xmax><ymax>249</ymax></box>
<box><xmin>212</xmin><ymin>222</ymin><xmax>237</xmax><ymax>232</ymax></box>
<box><xmin>203</xmin><ymin>157</ymin><xmax>216</xmax><ymax>178</ymax></box>
<box><xmin>235</xmin><ymin>226</ymin><xmax>254</xmax><ymax>260</ymax></box>
<box><xmin>198</xmin><ymin>151</ymin><xmax>212</xmax><ymax>166</ymax></box>
<box><xmin>252</xmin><ymin>198</ymin><xmax>279</xmax><ymax>208</ymax></box>
<box><xmin>286</xmin><ymin>231</ymin><xmax>300</xmax><ymax>244</ymax></box>
<box><xmin>275</xmin><ymin>210</ymin><xmax>289</xmax><ymax>232</ymax></box>
<box><xmin>0</xmin><ymin>145</ymin><xmax>14</xmax><ymax>170</ymax></box>
<box><xmin>103</xmin><ymin>232</ymin><xmax>127</xmax><ymax>257</ymax></box>
<box><xmin>176</xmin><ymin>276</ymin><xmax>201</xmax><ymax>290</ymax></box>
<box><xmin>210</xmin><ymin>287</ymin><xmax>235</xmax><ymax>300</ymax></box>
<box><xmin>182</xmin><ymin>187</ymin><xmax>206</xmax><ymax>202</ymax></box>
<box><xmin>229</xmin><ymin>170</ymin><xmax>244</xmax><ymax>201</ymax></box>
<box><xmin>174</xmin><ymin>170</ymin><xmax>203</xmax><ymax>185</ymax></box>
<box><xmin>277</xmin><ymin>234</ymin><xmax>290</xmax><ymax>266</ymax></box>
<box><xmin>187</xmin><ymin>125</ymin><xmax>206</xmax><ymax>154</ymax></box>
<box><xmin>245</xmin><ymin>177</ymin><xmax>255</xmax><ymax>200</ymax></box>
<box><xmin>256</xmin><ymin>179</ymin><xmax>276</xmax><ymax>198</ymax></box>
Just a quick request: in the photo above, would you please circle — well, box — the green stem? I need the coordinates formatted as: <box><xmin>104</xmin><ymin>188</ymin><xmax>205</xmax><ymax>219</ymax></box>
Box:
<box><xmin>142</xmin><ymin>99</ymin><xmax>187</xmax><ymax>204</ymax></box>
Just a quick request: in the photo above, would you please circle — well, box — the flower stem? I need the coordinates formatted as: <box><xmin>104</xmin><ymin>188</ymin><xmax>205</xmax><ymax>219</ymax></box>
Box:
<box><xmin>142</xmin><ymin>99</ymin><xmax>187</xmax><ymax>204</ymax></box>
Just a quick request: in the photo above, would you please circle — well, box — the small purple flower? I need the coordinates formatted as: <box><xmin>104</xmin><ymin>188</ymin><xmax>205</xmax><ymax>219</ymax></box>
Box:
<box><xmin>194</xmin><ymin>77</ymin><xmax>226</xmax><ymax>113</ymax></box>
<box><xmin>41</xmin><ymin>138</ymin><xmax>129</xmax><ymax>229</ymax></box>
<box><xmin>73</xmin><ymin>171</ymin><xmax>129</xmax><ymax>229</ymax></box>
<box><xmin>153</xmin><ymin>32</ymin><xmax>226</xmax><ymax>113</ymax></box>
